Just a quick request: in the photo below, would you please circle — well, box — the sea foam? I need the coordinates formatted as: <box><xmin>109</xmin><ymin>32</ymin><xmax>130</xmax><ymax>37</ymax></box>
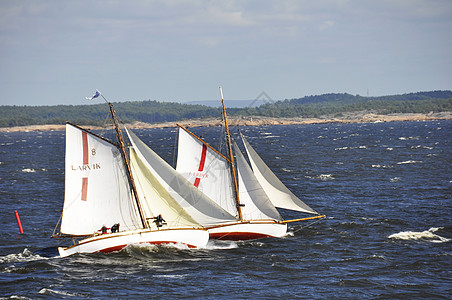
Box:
<box><xmin>388</xmin><ymin>227</ymin><xmax>450</xmax><ymax>243</ymax></box>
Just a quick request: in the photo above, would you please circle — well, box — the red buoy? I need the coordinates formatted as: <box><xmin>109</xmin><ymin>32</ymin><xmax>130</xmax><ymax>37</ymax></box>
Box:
<box><xmin>15</xmin><ymin>210</ymin><xmax>24</xmax><ymax>234</ymax></box>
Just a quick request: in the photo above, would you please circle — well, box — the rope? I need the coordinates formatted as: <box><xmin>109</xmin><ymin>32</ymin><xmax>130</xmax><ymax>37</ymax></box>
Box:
<box><xmin>290</xmin><ymin>217</ymin><xmax>325</xmax><ymax>235</ymax></box>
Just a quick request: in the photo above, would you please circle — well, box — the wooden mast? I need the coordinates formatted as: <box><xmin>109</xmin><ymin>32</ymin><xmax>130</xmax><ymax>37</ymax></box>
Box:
<box><xmin>220</xmin><ymin>87</ymin><xmax>243</xmax><ymax>220</ymax></box>
<box><xmin>106</xmin><ymin>100</ymin><xmax>147</xmax><ymax>229</ymax></box>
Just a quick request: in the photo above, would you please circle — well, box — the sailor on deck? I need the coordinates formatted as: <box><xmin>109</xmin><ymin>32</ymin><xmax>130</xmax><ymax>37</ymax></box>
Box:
<box><xmin>153</xmin><ymin>214</ymin><xmax>166</xmax><ymax>228</ymax></box>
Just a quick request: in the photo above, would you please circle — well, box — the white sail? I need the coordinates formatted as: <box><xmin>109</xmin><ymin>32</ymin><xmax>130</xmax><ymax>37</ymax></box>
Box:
<box><xmin>234</xmin><ymin>142</ymin><xmax>283</xmax><ymax>221</ymax></box>
<box><xmin>176</xmin><ymin>127</ymin><xmax>237</xmax><ymax>217</ymax></box>
<box><xmin>241</xmin><ymin>133</ymin><xmax>318</xmax><ymax>215</ymax></box>
<box><xmin>61</xmin><ymin>124</ymin><xmax>141</xmax><ymax>236</ymax></box>
<box><xmin>129</xmin><ymin>147</ymin><xmax>201</xmax><ymax>230</ymax></box>
<box><xmin>125</xmin><ymin>128</ymin><xmax>236</xmax><ymax>226</ymax></box>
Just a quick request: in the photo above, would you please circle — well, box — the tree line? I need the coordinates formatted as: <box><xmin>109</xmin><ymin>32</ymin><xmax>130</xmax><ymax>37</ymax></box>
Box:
<box><xmin>1</xmin><ymin>91</ymin><xmax>451</xmax><ymax>127</ymax></box>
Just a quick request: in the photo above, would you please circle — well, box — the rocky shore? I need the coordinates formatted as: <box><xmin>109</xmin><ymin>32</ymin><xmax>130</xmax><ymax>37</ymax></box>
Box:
<box><xmin>1</xmin><ymin>112</ymin><xmax>451</xmax><ymax>132</ymax></box>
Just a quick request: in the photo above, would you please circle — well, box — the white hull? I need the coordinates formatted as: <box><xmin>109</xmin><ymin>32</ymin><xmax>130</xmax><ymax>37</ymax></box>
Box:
<box><xmin>207</xmin><ymin>221</ymin><xmax>287</xmax><ymax>241</ymax></box>
<box><xmin>58</xmin><ymin>228</ymin><xmax>209</xmax><ymax>257</ymax></box>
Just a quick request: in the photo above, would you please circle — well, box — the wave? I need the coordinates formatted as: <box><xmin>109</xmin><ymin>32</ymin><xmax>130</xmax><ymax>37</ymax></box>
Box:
<box><xmin>318</xmin><ymin>174</ymin><xmax>334</xmax><ymax>180</ymax></box>
<box><xmin>21</xmin><ymin>168</ymin><xmax>47</xmax><ymax>173</ymax></box>
<box><xmin>0</xmin><ymin>248</ymin><xmax>49</xmax><ymax>264</ymax></box>
<box><xmin>388</xmin><ymin>227</ymin><xmax>450</xmax><ymax>243</ymax></box>
<box><xmin>204</xmin><ymin>240</ymin><xmax>238</xmax><ymax>250</ymax></box>
<box><xmin>397</xmin><ymin>160</ymin><xmax>422</xmax><ymax>165</ymax></box>
<box><xmin>411</xmin><ymin>145</ymin><xmax>434</xmax><ymax>150</ymax></box>
<box><xmin>372</xmin><ymin>164</ymin><xmax>392</xmax><ymax>168</ymax></box>
<box><xmin>335</xmin><ymin>146</ymin><xmax>367</xmax><ymax>151</ymax></box>
<box><xmin>306</xmin><ymin>174</ymin><xmax>335</xmax><ymax>180</ymax></box>
<box><xmin>39</xmin><ymin>288</ymin><xmax>87</xmax><ymax>297</ymax></box>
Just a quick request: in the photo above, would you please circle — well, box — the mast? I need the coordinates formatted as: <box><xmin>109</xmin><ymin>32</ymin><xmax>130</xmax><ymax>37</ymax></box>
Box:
<box><xmin>106</xmin><ymin>100</ymin><xmax>147</xmax><ymax>229</ymax></box>
<box><xmin>220</xmin><ymin>87</ymin><xmax>243</xmax><ymax>220</ymax></box>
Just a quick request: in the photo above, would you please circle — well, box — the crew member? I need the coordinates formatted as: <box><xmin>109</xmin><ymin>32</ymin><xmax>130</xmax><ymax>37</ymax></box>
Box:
<box><xmin>153</xmin><ymin>214</ymin><xmax>166</xmax><ymax>228</ymax></box>
<box><xmin>111</xmin><ymin>223</ymin><xmax>120</xmax><ymax>233</ymax></box>
<box><xmin>99</xmin><ymin>225</ymin><xmax>110</xmax><ymax>234</ymax></box>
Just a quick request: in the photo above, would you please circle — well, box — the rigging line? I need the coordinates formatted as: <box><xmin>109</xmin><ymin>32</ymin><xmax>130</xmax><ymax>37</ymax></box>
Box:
<box><xmin>289</xmin><ymin>218</ymin><xmax>325</xmax><ymax>235</ymax></box>
<box><xmin>52</xmin><ymin>213</ymin><xmax>63</xmax><ymax>237</ymax></box>
<box><xmin>99</xmin><ymin>108</ymin><xmax>112</xmax><ymax>138</ymax></box>
<box><xmin>172</xmin><ymin>128</ymin><xmax>178</xmax><ymax>167</ymax></box>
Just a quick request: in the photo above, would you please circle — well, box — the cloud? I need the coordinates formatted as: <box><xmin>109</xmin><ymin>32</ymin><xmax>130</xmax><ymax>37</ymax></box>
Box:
<box><xmin>0</xmin><ymin>0</ymin><xmax>451</xmax><ymax>105</ymax></box>
<box><xmin>319</xmin><ymin>20</ymin><xmax>335</xmax><ymax>31</ymax></box>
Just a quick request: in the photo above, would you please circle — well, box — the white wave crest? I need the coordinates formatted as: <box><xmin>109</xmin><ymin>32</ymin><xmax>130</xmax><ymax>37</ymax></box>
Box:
<box><xmin>204</xmin><ymin>240</ymin><xmax>238</xmax><ymax>250</ymax></box>
<box><xmin>39</xmin><ymin>288</ymin><xmax>84</xmax><ymax>297</ymax></box>
<box><xmin>372</xmin><ymin>164</ymin><xmax>392</xmax><ymax>169</ymax></box>
<box><xmin>0</xmin><ymin>248</ymin><xmax>48</xmax><ymax>263</ymax></box>
<box><xmin>153</xmin><ymin>274</ymin><xmax>187</xmax><ymax>279</ymax></box>
<box><xmin>397</xmin><ymin>160</ymin><xmax>422</xmax><ymax>165</ymax></box>
<box><xmin>127</xmin><ymin>242</ymin><xmax>193</xmax><ymax>252</ymax></box>
<box><xmin>21</xmin><ymin>168</ymin><xmax>47</xmax><ymax>173</ymax></box>
<box><xmin>389</xmin><ymin>227</ymin><xmax>450</xmax><ymax>243</ymax></box>
<box><xmin>318</xmin><ymin>174</ymin><xmax>334</xmax><ymax>180</ymax></box>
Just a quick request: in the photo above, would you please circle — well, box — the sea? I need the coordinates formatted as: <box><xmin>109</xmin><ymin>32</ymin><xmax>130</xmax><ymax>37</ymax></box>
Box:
<box><xmin>0</xmin><ymin>120</ymin><xmax>451</xmax><ymax>299</ymax></box>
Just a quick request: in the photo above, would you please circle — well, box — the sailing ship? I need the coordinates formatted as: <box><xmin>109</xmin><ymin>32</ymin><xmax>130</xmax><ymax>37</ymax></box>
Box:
<box><xmin>175</xmin><ymin>87</ymin><xmax>325</xmax><ymax>240</ymax></box>
<box><xmin>52</xmin><ymin>97</ymin><xmax>209</xmax><ymax>257</ymax></box>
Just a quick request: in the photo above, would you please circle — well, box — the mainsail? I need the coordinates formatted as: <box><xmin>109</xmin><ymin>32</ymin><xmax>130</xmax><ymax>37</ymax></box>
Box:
<box><xmin>233</xmin><ymin>141</ymin><xmax>283</xmax><ymax>221</ymax></box>
<box><xmin>176</xmin><ymin>124</ymin><xmax>285</xmax><ymax>222</ymax></box>
<box><xmin>126</xmin><ymin>128</ymin><xmax>236</xmax><ymax>226</ymax></box>
<box><xmin>240</xmin><ymin>133</ymin><xmax>318</xmax><ymax>215</ymax></box>
<box><xmin>176</xmin><ymin>127</ymin><xmax>237</xmax><ymax>217</ymax></box>
<box><xmin>61</xmin><ymin>123</ymin><xmax>141</xmax><ymax>236</ymax></box>
<box><xmin>129</xmin><ymin>147</ymin><xmax>201</xmax><ymax>229</ymax></box>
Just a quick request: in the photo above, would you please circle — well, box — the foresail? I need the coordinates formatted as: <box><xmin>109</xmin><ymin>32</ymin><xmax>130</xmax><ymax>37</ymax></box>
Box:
<box><xmin>241</xmin><ymin>133</ymin><xmax>318</xmax><ymax>214</ymax></box>
<box><xmin>125</xmin><ymin>128</ymin><xmax>236</xmax><ymax>226</ymax></box>
<box><xmin>233</xmin><ymin>142</ymin><xmax>283</xmax><ymax>221</ymax></box>
<box><xmin>61</xmin><ymin>124</ymin><xmax>141</xmax><ymax>236</ymax></box>
<box><xmin>176</xmin><ymin>127</ymin><xmax>237</xmax><ymax>216</ymax></box>
<box><xmin>129</xmin><ymin>148</ymin><xmax>201</xmax><ymax>230</ymax></box>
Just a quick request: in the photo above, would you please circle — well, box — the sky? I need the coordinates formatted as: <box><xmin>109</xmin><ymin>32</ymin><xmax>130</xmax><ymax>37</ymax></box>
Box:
<box><xmin>1</xmin><ymin>0</ymin><xmax>451</xmax><ymax>106</ymax></box>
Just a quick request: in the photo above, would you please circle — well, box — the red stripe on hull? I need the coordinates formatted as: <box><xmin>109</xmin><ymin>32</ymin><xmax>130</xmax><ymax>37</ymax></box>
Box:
<box><xmin>209</xmin><ymin>232</ymin><xmax>272</xmax><ymax>241</ymax></box>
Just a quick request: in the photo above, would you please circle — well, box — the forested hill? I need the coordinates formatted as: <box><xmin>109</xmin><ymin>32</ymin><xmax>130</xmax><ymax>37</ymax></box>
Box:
<box><xmin>1</xmin><ymin>90</ymin><xmax>451</xmax><ymax>127</ymax></box>
<box><xmin>241</xmin><ymin>90</ymin><xmax>452</xmax><ymax>118</ymax></box>
<box><xmin>288</xmin><ymin>90</ymin><xmax>452</xmax><ymax>105</ymax></box>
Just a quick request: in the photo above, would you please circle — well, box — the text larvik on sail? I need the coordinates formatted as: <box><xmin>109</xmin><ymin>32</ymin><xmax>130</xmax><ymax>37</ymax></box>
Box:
<box><xmin>71</xmin><ymin>163</ymin><xmax>101</xmax><ymax>171</ymax></box>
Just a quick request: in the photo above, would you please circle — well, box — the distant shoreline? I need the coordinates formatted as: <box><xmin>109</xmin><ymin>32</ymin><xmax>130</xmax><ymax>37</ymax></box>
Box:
<box><xmin>1</xmin><ymin>112</ymin><xmax>451</xmax><ymax>132</ymax></box>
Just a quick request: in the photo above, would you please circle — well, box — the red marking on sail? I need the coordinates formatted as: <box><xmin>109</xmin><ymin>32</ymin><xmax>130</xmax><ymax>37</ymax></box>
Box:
<box><xmin>194</xmin><ymin>177</ymin><xmax>201</xmax><ymax>188</ymax></box>
<box><xmin>82</xmin><ymin>131</ymin><xmax>89</xmax><ymax>165</ymax></box>
<box><xmin>81</xmin><ymin>177</ymin><xmax>88</xmax><ymax>201</ymax></box>
<box><xmin>198</xmin><ymin>144</ymin><xmax>207</xmax><ymax>171</ymax></box>
<box><xmin>194</xmin><ymin>144</ymin><xmax>208</xmax><ymax>188</ymax></box>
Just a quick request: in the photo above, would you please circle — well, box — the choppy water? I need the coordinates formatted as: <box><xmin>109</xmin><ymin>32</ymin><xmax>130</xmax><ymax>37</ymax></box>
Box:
<box><xmin>1</xmin><ymin>120</ymin><xmax>451</xmax><ymax>299</ymax></box>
